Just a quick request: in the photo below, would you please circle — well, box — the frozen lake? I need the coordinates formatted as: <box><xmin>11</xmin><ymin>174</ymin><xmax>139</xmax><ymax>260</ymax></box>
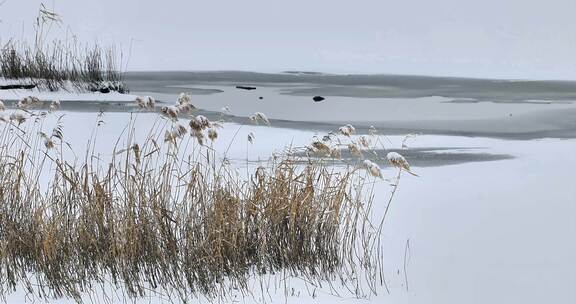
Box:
<box><xmin>1</xmin><ymin>71</ymin><xmax>575</xmax><ymax>303</ymax></box>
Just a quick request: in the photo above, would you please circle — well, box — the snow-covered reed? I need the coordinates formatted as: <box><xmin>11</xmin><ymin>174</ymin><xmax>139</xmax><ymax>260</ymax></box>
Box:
<box><xmin>0</xmin><ymin>42</ymin><xmax>126</xmax><ymax>92</ymax></box>
<box><xmin>387</xmin><ymin>151</ymin><xmax>418</xmax><ymax>176</ymax></box>
<box><xmin>0</xmin><ymin>104</ymin><xmax>391</xmax><ymax>303</ymax></box>
<box><xmin>249</xmin><ymin>111</ymin><xmax>270</xmax><ymax>125</ymax></box>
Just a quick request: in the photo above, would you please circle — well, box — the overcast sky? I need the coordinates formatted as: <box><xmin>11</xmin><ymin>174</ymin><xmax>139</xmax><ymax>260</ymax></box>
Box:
<box><xmin>1</xmin><ymin>0</ymin><xmax>576</xmax><ymax>80</ymax></box>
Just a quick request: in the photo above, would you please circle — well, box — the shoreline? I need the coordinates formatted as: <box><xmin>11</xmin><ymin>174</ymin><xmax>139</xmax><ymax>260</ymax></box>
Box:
<box><xmin>2</xmin><ymin>71</ymin><xmax>575</xmax><ymax>140</ymax></box>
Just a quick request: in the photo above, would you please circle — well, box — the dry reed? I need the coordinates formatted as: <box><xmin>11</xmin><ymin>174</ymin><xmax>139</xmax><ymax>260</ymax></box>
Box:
<box><xmin>1</xmin><ymin>6</ymin><xmax>126</xmax><ymax>93</ymax></box>
<box><xmin>0</xmin><ymin>107</ymin><xmax>389</xmax><ymax>303</ymax></box>
<box><xmin>0</xmin><ymin>42</ymin><xmax>126</xmax><ymax>93</ymax></box>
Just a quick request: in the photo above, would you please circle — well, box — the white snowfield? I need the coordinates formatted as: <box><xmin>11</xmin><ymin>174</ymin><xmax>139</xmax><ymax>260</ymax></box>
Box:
<box><xmin>1</xmin><ymin>111</ymin><xmax>574</xmax><ymax>304</ymax></box>
<box><xmin>0</xmin><ymin>78</ymin><xmax>138</xmax><ymax>102</ymax></box>
<box><xmin>0</xmin><ymin>78</ymin><xmax>575</xmax><ymax>303</ymax></box>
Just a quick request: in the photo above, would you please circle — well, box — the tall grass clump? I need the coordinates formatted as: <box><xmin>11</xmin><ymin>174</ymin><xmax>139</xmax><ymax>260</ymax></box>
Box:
<box><xmin>0</xmin><ymin>101</ymin><xmax>393</xmax><ymax>302</ymax></box>
<box><xmin>0</xmin><ymin>41</ymin><xmax>126</xmax><ymax>93</ymax></box>
<box><xmin>0</xmin><ymin>5</ymin><xmax>127</xmax><ymax>93</ymax></box>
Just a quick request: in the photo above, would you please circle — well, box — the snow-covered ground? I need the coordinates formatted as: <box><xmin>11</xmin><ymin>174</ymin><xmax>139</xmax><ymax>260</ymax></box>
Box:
<box><xmin>1</xmin><ymin>72</ymin><xmax>575</xmax><ymax>303</ymax></box>
<box><xmin>2</xmin><ymin>109</ymin><xmax>574</xmax><ymax>304</ymax></box>
<box><xmin>0</xmin><ymin>78</ymin><xmax>138</xmax><ymax>102</ymax></box>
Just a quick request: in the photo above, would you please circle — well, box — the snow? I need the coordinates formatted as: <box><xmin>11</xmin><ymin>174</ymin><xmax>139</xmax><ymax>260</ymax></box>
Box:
<box><xmin>0</xmin><ymin>78</ymin><xmax>138</xmax><ymax>102</ymax></box>
<box><xmin>1</xmin><ymin>109</ymin><xmax>575</xmax><ymax>303</ymax></box>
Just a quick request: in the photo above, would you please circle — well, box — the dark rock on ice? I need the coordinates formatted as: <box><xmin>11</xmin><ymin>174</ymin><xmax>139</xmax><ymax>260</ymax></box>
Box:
<box><xmin>236</xmin><ymin>85</ymin><xmax>256</xmax><ymax>90</ymax></box>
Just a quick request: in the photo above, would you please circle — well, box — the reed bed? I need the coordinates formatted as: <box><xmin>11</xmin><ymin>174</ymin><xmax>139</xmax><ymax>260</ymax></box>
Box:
<box><xmin>0</xmin><ymin>41</ymin><xmax>126</xmax><ymax>93</ymax></box>
<box><xmin>0</xmin><ymin>103</ymin><xmax>393</xmax><ymax>302</ymax></box>
<box><xmin>1</xmin><ymin>5</ymin><xmax>126</xmax><ymax>93</ymax></box>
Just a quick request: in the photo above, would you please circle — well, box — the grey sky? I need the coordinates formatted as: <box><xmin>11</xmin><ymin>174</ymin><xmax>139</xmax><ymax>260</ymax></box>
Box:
<box><xmin>1</xmin><ymin>0</ymin><xmax>576</xmax><ymax>80</ymax></box>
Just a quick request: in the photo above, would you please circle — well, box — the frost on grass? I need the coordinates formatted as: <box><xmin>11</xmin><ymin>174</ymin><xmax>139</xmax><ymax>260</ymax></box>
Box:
<box><xmin>249</xmin><ymin>111</ymin><xmax>270</xmax><ymax>125</ymax></box>
<box><xmin>0</xmin><ymin>98</ymin><xmax>391</xmax><ymax>303</ymax></box>
<box><xmin>387</xmin><ymin>151</ymin><xmax>418</xmax><ymax>176</ymax></box>
<box><xmin>363</xmin><ymin>159</ymin><xmax>383</xmax><ymax>178</ymax></box>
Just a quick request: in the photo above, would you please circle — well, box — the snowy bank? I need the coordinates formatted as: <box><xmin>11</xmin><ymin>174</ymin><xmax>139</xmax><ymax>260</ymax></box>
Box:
<box><xmin>0</xmin><ymin>78</ymin><xmax>137</xmax><ymax>103</ymax></box>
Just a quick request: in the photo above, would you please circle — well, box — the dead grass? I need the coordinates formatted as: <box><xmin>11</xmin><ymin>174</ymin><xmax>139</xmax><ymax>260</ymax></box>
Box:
<box><xmin>0</xmin><ymin>109</ymin><xmax>388</xmax><ymax>303</ymax></box>
<box><xmin>0</xmin><ymin>42</ymin><xmax>126</xmax><ymax>93</ymax></box>
<box><xmin>0</xmin><ymin>5</ymin><xmax>126</xmax><ymax>93</ymax></box>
